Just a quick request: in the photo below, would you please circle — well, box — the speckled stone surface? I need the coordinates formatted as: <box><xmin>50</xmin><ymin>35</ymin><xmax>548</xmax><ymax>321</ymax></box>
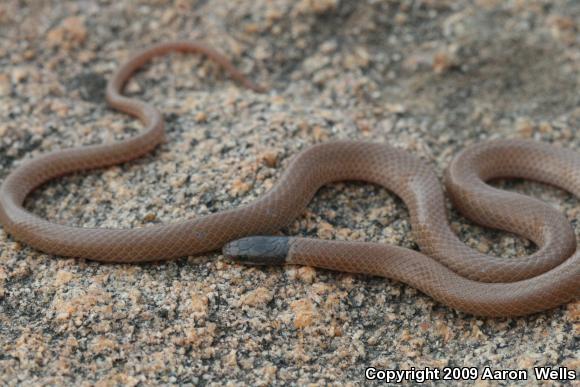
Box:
<box><xmin>0</xmin><ymin>0</ymin><xmax>579</xmax><ymax>385</ymax></box>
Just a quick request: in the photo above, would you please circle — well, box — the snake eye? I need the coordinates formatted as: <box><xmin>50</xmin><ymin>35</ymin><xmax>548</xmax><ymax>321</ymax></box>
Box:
<box><xmin>223</xmin><ymin>236</ymin><xmax>289</xmax><ymax>265</ymax></box>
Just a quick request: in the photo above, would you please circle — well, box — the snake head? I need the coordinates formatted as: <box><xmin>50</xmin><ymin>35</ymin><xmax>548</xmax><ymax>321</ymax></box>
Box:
<box><xmin>223</xmin><ymin>236</ymin><xmax>289</xmax><ymax>265</ymax></box>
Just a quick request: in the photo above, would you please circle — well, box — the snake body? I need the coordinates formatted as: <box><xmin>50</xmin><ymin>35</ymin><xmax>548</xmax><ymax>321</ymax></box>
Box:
<box><xmin>0</xmin><ymin>41</ymin><xmax>578</xmax><ymax>316</ymax></box>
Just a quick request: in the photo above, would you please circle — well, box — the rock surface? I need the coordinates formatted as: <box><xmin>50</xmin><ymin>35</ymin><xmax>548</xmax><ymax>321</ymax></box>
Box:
<box><xmin>0</xmin><ymin>0</ymin><xmax>578</xmax><ymax>385</ymax></box>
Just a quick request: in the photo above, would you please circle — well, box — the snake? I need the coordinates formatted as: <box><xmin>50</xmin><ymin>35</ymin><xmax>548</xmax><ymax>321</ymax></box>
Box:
<box><xmin>0</xmin><ymin>41</ymin><xmax>578</xmax><ymax>317</ymax></box>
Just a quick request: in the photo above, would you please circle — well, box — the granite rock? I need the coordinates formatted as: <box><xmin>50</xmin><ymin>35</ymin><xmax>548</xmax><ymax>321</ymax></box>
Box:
<box><xmin>0</xmin><ymin>0</ymin><xmax>578</xmax><ymax>385</ymax></box>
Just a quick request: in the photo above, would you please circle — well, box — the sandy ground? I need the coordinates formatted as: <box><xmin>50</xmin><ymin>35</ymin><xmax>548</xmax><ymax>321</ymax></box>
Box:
<box><xmin>0</xmin><ymin>0</ymin><xmax>578</xmax><ymax>385</ymax></box>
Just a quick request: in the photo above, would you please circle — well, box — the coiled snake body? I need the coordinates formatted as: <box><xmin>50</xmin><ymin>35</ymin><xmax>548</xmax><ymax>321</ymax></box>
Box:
<box><xmin>0</xmin><ymin>42</ymin><xmax>578</xmax><ymax>317</ymax></box>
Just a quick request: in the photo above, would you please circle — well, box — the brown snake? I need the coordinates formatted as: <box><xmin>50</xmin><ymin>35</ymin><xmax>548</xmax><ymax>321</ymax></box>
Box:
<box><xmin>0</xmin><ymin>41</ymin><xmax>578</xmax><ymax>317</ymax></box>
